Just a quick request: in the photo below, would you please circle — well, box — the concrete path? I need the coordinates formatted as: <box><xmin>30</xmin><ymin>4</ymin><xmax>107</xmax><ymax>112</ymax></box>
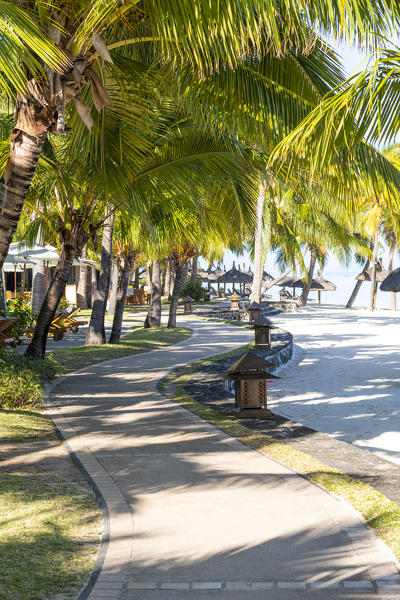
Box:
<box><xmin>271</xmin><ymin>306</ymin><xmax>400</xmax><ymax>466</ymax></box>
<box><xmin>48</xmin><ymin>319</ymin><xmax>400</xmax><ymax>600</ymax></box>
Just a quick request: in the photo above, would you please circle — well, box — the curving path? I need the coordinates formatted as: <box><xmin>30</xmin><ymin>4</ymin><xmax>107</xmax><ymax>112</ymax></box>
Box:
<box><xmin>271</xmin><ymin>306</ymin><xmax>400</xmax><ymax>466</ymax></box>
<box><xmin>48</xmin><ymin>318</ymin><xmax>400</xmax><ymax>600</ymax></box>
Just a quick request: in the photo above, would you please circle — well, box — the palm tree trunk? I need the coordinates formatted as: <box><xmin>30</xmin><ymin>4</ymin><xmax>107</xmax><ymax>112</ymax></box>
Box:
<box><xmin>109</xmin><ymin>266</ymin><xmax>131</xmax><ymax>344</ymax></box>
<box><xmin>144</xmin><ymin>259</ymin><xmax>162</xmax><ymax>327</ymax></box>
<box><xmin>0</xmin><ymin>126</ymin><xmax>48</xmax><ymax>271</ymax></box>
<box><xmin>346</xmin><ymin>257</ymin><xmax>371</xmax><ymax>308</ymax></box>
<box><xmin>191</xmin><ymin>256</ymin><xmax>198</xmax><ymax>281</ymax></box>
<box><xmin>388</xmin><ymin>236</ymin><xmax>397</xmax><ymax>311</ymax></box>
<box><xmin>108</xmin><ymin>262</ymin><xmax>119</xmax><ymax>316</ymax></box>
<box><xmin>31</xmin><ymin>259</ymin><xmax>47</xmax><ymax>315</ymax></box>
<box><xmin>251</xmin><ymin>180</ymin><xmax>267</xmax><ymax>303</ymax></box>
<box><xmin>26</xmin><ymin>256</ymin><xmax>74</xmax><ymax>358</ymax></box>
<box><xmin>134</xmin><ymin>267</ymin><xmax>139</xmax><ymax>289</ymax></box>
<box><xmin>76</xmin><ymin>248</ymin><xmax>89</xmax><ymax>309</ymax></box>
<box><xmin>369</xmin><ymin>231</ymin><xmax>379</xmax><ymax>311</ymax></box>
<box><xmin>165</xmin><ymin>256</ymin><xmax>175</xmax><ymax>299</ymax></box>
<box><xmin>167</xmin><ymin>261</ymin><xmax>185</xmax><ymax>328</ymax></box>
<box><xmin>297</xmin><ymin>248</ymin><xmax>317</xmax><ymax>307</ymax></box>
<box><xmin>86</xmin><ymin>266</ymin><xmax>97</xmax><ymax>308</ymax></box>
<box><xmin>86</xmin><ymin>212</ymin><xmax>115</xmax><ymax>345</ymax></box>
<box><xmin>0</xmin><ymin>269</ymin><xmax>5</xmax><ymax>312</ymax></box>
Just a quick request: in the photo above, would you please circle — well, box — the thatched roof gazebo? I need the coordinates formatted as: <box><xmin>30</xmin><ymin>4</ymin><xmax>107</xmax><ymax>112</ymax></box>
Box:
<box><xmin>380</xmin><ymin>267</ymin><xmax>400</xmax><ymax>292</ymax></box>
<box><xmin>217</xmin><ymin>261</ymin><xmax>252</xmax><ymax>294</ymax></box>
<box><xmin>356</xmin><ymin>261</ymin><xmax>389</xmax><ymax>282</ymax></box>
<box><xmin>312</xmin><ymin>271</ymin><xmax>336</xmax><ymax>303</ymax></box>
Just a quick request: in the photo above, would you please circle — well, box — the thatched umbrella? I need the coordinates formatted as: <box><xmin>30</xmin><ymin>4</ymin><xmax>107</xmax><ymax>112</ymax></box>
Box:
<box><xmin>356</xmin><ymin>260</ymin><xmax>388</xmax><ymax>310</ymax></box>
<box><xmin>312</xmin><ymin>271</ymin><xmax>336</xmax><ymax>303</ymax></box>
<box><xmin>356</xmin><ymin>262</ymin><xmax>389</xmax><ymax>282</ymax></box>
<box><xmin>217</xmin><ymin>261</ymin><xmax>252</xmax><ymax>294</ymax></box>
<box><xmin>380</xmin><ymin>267</ymin><xmax>400</xmax><ymax>292</ymax></box>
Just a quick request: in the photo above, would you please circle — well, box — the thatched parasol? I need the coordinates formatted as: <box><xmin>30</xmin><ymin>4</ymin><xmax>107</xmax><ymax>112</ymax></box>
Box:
<box><xmin>380</xmin><ymin>267</ymin><xmax>400</xmax><ymax>292</ymax></box>
<box><xmin>217</xmin><ymin>261</ymin><xmax>252</xmax><ymax>292</ymax></box>
<box><xmin>356</xmin><ymin>261</ymin><xmax>389</xmax><ymax>282</ymax></box>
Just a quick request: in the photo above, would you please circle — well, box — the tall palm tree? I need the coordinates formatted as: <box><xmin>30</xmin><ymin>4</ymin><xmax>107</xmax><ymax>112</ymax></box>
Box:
<box><xmin>1</xmin><ymin>0</ymin><xmax>399</xmax><ymax>276</ymax></box>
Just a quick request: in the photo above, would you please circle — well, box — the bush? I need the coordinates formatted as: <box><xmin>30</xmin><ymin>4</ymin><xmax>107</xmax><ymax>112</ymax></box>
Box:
<box><xmin>0</xmin><ymin>349</ymin><xmax>58</xmax><ymax>409</ymax></box>
<box><xmin>180</xmin><ymin>278</ymin><xmax>208</xmax><ymax>301</ymax></box>
<box><xmin>4</xmin><ymin>295</ymin><xmax>35</xmax><ymax>336</ymax></box>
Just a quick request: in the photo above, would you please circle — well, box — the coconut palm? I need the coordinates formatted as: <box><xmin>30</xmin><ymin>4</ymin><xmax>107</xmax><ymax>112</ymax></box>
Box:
<box><xmin>2</xmin><ymin>0</ymin><xmax>400</xmax><ymax>277</ymax></box>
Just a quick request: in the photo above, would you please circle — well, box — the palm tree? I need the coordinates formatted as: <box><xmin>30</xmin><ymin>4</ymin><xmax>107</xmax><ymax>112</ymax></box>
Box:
<box><xmin>1</xmin><ymin>0</ymin><xmax>398</xmax><ymax>276</ymax></box>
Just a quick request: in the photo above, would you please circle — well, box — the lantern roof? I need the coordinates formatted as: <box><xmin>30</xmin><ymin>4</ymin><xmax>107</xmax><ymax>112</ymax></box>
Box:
<box><xmin>248</xmin><ymin>301</ymin><xmax>261</xmax><ymax>309</ymax></box>
<box><xmin>182</xmin><ymin>296</ymin><xmax>194</xmax><ymax>302</ymax></box>
<box><xmin>227</xmin><ymin>350</ymin><xmax>276</xmax><ymax>373</ymax></box>
<box><xmin>230</xmin><ymin>292</ymin><xmax>240</xmax><ymax>299</ymax></box>
<box><xmin>253</xmin><ymin>315</ymin><xmax>275</xmax><ymax>328</ymax></box>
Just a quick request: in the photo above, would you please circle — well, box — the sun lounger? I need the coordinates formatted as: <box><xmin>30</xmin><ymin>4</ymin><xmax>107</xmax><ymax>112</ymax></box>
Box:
<box><xmin>49</xmin><ymin>310</ymin><xmax>68</xmax><ymax>341</ymax></box>
<box><xmin>62</xmin><ymin>306</ymin><xmax>88</xmax><ymax>333</ymax></box>
<box><xmin>0</xmin><ymin>317</ymin><xmax>20</xmax><ymax>346</ymax></box>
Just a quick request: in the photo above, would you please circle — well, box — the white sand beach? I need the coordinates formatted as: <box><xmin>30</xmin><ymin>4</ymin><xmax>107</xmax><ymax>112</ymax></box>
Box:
<box><xmin>271</xmin><ymin>306</ymin><xmax>400</xmax><ymax>466</ymax></box>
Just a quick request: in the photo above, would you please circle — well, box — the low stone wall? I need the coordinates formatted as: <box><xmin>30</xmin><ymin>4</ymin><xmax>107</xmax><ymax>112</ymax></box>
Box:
<box><xmin>194</xmin><ymin>309</ymin><xmax>248</xmax><ymax>320</ymax></box>
<box><xmin>184</xmin><ymin>326</ymin><xmax>293</xmax><ymax>398</ymax></box>
<box><xmin>259</xmin><ymin>327</ymin><xmax>293</xmax><ymax>371</ymax></box>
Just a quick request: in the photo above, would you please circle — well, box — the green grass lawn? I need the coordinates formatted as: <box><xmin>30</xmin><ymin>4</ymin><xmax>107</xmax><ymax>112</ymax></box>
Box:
<box><xmin>0</xmin><ymin>468</ymin><xmax>101</xmax><ymax>600</ymax></box>
<box><xmin>52</xmin><ymin>326</ymin><xmax>191</xmax><ymax>373</ymax></box>
<box><xmin>1</xmin><ymin>325</ymin><xmax>191</xmax><ymax>600</ymax></box>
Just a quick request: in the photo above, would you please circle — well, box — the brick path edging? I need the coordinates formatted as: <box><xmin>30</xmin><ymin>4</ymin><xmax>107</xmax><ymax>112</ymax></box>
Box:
<box><xmin>44</xmin><ymin>369</ymin><xmax>135</xmax><ymax>600</ymax></box>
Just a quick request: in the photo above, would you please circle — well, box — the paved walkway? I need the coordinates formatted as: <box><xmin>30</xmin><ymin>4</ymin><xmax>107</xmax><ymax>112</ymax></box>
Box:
<box><xmin>271</xmin><ymin>306</ymin><xmax>400</xmax><ymax>466</ymax></box>
<box><xmin>48</xmin><ymin>319</ymin><xmax>400</xmax><ymax>600</ymax></box>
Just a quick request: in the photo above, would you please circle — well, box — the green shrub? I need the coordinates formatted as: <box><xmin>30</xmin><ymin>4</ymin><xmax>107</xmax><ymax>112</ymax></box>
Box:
<box><xmin>4</xmin><ymin>296</ymin><xmax>35</xmax><ymax>335</ymax></box>
<box><xmin>0</xmin><ymin>349</ymin><xmax>57</xmax><ymax>409</ymax></box>
<box><xmin>180</xmin><ymin>278</ymin><xmax>207</xmax><ymax>301</ymax></box>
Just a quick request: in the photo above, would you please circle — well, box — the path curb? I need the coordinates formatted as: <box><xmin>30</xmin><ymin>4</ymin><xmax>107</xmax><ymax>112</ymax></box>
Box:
<box><xmin>42</xmin><ymin>327</ymin><xmax>195</xmax><ymax>600</ymax></box>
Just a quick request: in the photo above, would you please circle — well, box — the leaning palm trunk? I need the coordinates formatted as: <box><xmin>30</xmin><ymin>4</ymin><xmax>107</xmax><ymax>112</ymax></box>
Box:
<box><xmin>167</xmin><ymin>261</ymin><xmax>185</xmax><ymax>328</ymax></box>
<box><xmin>346</xmin><ymin>257</ymin><xmax>371</xmax><ymax>308</ymax></box>
<box><xmin>26</xmin><ymin>255</ymin><xmax>74</xmax><ymax>358</ymax></box>
<box><xmin>109</xmin><ymin>266</ymin><xmax>131</xmax><ymax>344</ymax></box>
<box><xmin>86</xmin><ymin>212</ymin><xmax>115</xmax><ymax>345</ymax></box>
<box><xmin>144</xmin><ymin>259</ymin><xmax>161</xmax><ymax>328</ymax></box>
<box><xmin>297</xmin><ymin>248</ymin><xmax>317</xmax><ymax>307</ymax></box>
<box><xmin>250</xmin><ymin>180</ymin><xmax>267</xmax><ymax>303</ymax></box>
<box><xmin>0</xmin><ymin>125</ymin><xmax>48</xmax><ymax>271</ymax></box>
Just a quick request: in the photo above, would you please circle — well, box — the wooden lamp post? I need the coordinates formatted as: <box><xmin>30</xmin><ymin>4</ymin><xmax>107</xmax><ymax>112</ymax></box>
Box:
<box><xmin>225</xmin><ymin>350</ymin><xmax>279</xmax><ymax>418</ymax></box>
<box><xmin>247</xmin><ymin>301</ymin><xmax>262</xmax><ymax>322</ymax></box>
<box><xmin>182</xmin><ymin>296</ymin><xmax>194</xmax><ymax>314</ymax></box>
<box><xmin>253</xmin><ymin>316</ymin><xmax>275</xmax><ymax>349</ymax></box>
<box><xmin>229</xmin><ymin>292</ymin><xmax>240</xmax><ymax>311</ymax></box>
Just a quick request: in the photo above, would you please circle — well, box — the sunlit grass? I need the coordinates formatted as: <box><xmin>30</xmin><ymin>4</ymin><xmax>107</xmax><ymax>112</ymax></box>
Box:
<box><xmin>51</xmin><ymin>326</ymin><xmax>192</xmax><ymax>373</ymax></box>
<box><xmin>163</xmin><ymin>351</ymin><xmax>400</xmax><ymax>562</ymax></box>
<box><xmin>0</xmin><ymin>409</ymin><xmax>54</xmax><ymax>442</ymax></box>
<box><xmin>0</xmin><ymin>470</ymin><xmax>101</xmax><ymax>600</ymax></box>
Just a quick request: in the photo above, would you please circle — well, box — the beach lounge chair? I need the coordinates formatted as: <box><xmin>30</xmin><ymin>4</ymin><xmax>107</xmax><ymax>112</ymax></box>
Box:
<box><xmin>0</xmin><ymin>317</ymin><xmax>20</xmax><ymax>346</ymax></box>
<box><xmin>49</xmin><ymin>311</ymin><xmax>68</xmax><ymax>341</ymax></box>
<box><xmin>62</xmin><ymin>306</ymin><xmax>88</xmax><ymax>333</ymax></box>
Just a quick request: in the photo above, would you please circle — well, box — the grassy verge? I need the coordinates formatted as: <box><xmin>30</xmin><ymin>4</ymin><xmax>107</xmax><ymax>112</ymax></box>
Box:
<box><xmin>52</xmin><ymin>326</ymin><xmax>191</xmax><ymax>374</ymax></box>
<box><xmin>162</xmin><ymin>350</ymin><xmax>400</xmax><ymax>562</ymax></box>
<box><xmin>1</xmin><ymin>326</ymin><xmax>191</xmax><ymax>600</ymax></box>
